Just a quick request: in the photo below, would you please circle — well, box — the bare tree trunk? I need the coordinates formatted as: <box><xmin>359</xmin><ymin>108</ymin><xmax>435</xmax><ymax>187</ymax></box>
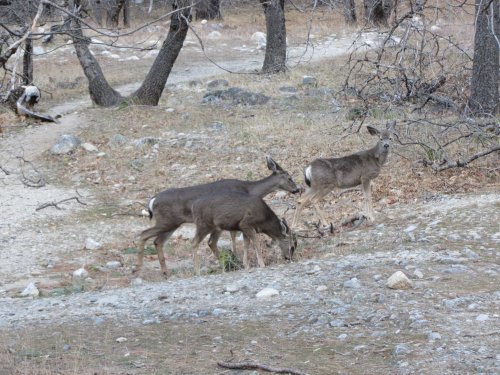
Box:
<box><xmin>364</xmin><ymin>0</ymin><xmax>393</xmax><ymax>26</ymax></box>
<box><xmin>343</xmin><ymin>0</ymin><xmax>357</xmax><ymax>24</ymax></box>
<box><xmin>93</xmin><ymin>0</ymin><xmax>104</xmax><ymax>26</ymax></box>
<box><xmin>109</xmin><ymin>0</ymin><xmax>126</xmax><ymax>28</ymax></box>
<box><xmin>129</xmin><ymin>0</ymin><xmax>191</xmax><ymax>105</ymax></box>
<box><xmin>195</xmin><ymin>0</ymin><xmax>221</xmax><ymax>20</ymax></box>
<box><xmin>261</xmin><ymin>0</ymin><xmax>287</xmax><ymax>74</ymax></box>
<box><xmin>468</xmin><ymin>0</ymin><xmax>499</xmax><ymax>115</ymax></box>
<box><xmin>123</xmin><ymin>0</ymin><xmax>130</xmax><ymax>27</ymax></box>
<box><xmin>70</xmin><ymin>13</ymin><xmax>124</xmax><ymax>106</ymax></box>
<box><xmin>22</xmin><ymin>38</ymin><xmax>33</xmax><ymax>85</ymax></box>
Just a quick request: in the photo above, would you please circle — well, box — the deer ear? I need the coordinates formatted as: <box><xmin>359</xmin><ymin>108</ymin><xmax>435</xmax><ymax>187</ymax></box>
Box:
<box><xmin>280</xmin><ymin>218</ymin><xmax>290</xmax><ymax>235</ymax></box>
<box><xmin>367</xmin><ymin>126</ymin><xmax>380</xmax><ymax>136</ymax></box>
<box><xmin>266</xmin><ymin>156</ymin><xmax>283</xmax><ymax>172</ymax></box>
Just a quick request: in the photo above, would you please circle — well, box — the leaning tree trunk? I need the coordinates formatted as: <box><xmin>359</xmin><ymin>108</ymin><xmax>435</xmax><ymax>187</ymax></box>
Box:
<box><xmin>70</xmin><ymin>14</ymin><xmax>124</xmax><ymax>106</ymax></box>
<box><xmin>468</xmin><ymin>0</ymin><xmax>499</xmax><ymax>115</ymax></box>
<box><xmin>129</xmin><ymin>0</ymin><xmax>191</xmax><ymax>105</ymax></box>
<box><xmin>260</xmin><ymin>0</ymin><xmax>287</xmax><ymax>74</ymax></box>
<box><xmin>123</xmin><ymin>0</ymin><xmax>130</xmax><ymax>27</ymax></box>
<box><xmin>22</xmin><ymin>38</ymin><xmax>33</xmax><ymax>85</ymax></box>
<box><xmin>343</xmin><ymin>0</ymin><xmax>357</xmax><ymax>24</ymax></box>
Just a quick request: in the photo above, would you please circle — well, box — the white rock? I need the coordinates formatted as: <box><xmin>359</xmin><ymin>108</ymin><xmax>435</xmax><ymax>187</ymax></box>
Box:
<box><xmin>343</xmin><ymin>277</ymin><xmax>362</xmax><ymax>289</ymax></box>
<box><xmin>386</xmin><ymin>271</ymin><xmax>413</xmax><ymax>289</ymax></box>
<box><xmin>413</xmin><ymin>270</ymin><xmax>424</xmax><ymax>279</ymax></box>
<box><xmin>85</xmin><ymin>238</ymin><xmax>102</xmax><ymax>250</ymax></box>
<box><xmin>256</xmin><ymin>287</ymin><xmax>279</xmax><ymax>298</ymax></box>
<box><xmin>116</xmin><ymin>337</ymin><xmax>128</xmax><ymax>343</ymax></box>
<box><xmin>224</xmin><ymin>283</ymin><xmax>241</xmax><ymax>293</ymax></box>
<box><xmin>251</xmin><ymin>31</ymin><xmax>267</xmax><ymax>49</ymax></box>
<box><xmin>131</xmin><ymin>278</ymin><xmax>143</xmax><ymax>286</ymax></box>
<box><xmin>476</xmin><ymin>314</ymin><xmax>489</xmax><ymax>322</ymax></box>
<box><xmin>316</xmin><ymin>285</ymin><xmax>328</xmax><ymax>292</ymax></box>
<box><xmin>21</xmin><ymin>282</ymin><xmax>39</xmax><ymax>297</ymax></box>
<box><xmin>207</xmin><ymin>31</ymin><xmax>221</xmax><ymax>40</ymax></box>
<box><xmin>73</xmin><ymin>267</ymin><xmax>89</xmax><ymax>279</ymax></box>
<box><xmin>106</xmin><ymin>261</ymin><xmax>122</xmax><ymax>269</ymax></box>
<box><xmin>81</xmin><ymin>142</ymin><xmax>98</xmax><ymax>152</ymax></box>
<box><xmin>201</xmin><ymin>19</ymin><xmax>208</xmax><ymax>25</ymax></box>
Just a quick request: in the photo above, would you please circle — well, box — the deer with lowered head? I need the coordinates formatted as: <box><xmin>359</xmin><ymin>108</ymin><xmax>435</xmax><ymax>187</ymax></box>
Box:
<box><xmin>191</xmin><ymin>191</ymin><xmax>297</xmax><ymax>272</ymax></box>
<box><xmin>136</xmin><ymin>156</ymin><xmax>299</xmax><ymax>276</ymax></box>
<box><xmin>293</xmin><ymin>121</ymin><xmax>396</xmax><ymax>227</ymax></box>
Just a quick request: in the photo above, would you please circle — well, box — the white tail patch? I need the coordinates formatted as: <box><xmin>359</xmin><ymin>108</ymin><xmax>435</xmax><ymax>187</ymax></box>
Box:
<box><xmin>148</xmin><ymin>197</ymin><xmax>156</xmax><ymax>212</ymax></box>
<box><xmin>304</xmin><ymin>165</ymin><xmax>313</xmax><ymax>186</ymax></box>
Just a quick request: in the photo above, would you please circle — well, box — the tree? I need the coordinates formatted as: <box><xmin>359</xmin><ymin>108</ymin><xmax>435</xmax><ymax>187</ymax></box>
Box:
<box><xmin>363</xmin><ymin>0</ymin><xmax>393</xmax><ymax>26</ymax></box>
<box><xmin>468</xmin><ymin>0</ymin><xmax>499</xmax><ymax>115</ymax></box>
<box><xmin>69</xmin><ymin>0</ymin><xmax>191</xmax><ymax>106</ymax></box>
<box><xmin>343</xmin><ymin>0</ymin><xmax>357</xmax><ymax>25</ymax></box>
<box><xmin>195</xmin><ymin>0</ymin><xmax>221</xmax><ymax>20</ymax></box>
<box><xmin>260</xmin><ymin>0</ymin><xmax>286</xmax><ymax>73</ymax></box>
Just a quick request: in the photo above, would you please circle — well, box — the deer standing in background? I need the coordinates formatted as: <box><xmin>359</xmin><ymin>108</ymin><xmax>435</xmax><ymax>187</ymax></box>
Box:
<box><xmin>293</xmin><ymin>121</ymin><xmax>396</xmax><ymax>227</ymax></box>
<box><xmin>191</xmin><ymin>192</ymin><xmax>297</xmax><ymax>272</ymax></box>
<box><xmin>136</xmin><ymin>156</ymin><xmax>299</xmax><ymax>276</ymax></box>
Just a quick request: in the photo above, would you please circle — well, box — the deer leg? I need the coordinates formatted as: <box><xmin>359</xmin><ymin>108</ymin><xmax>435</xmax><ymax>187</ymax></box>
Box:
<box><xmin>229</xmin><ymin>231</ymin><xmax>238</xmax><ymax>254</ymax></box>
<box><xmin>242</xmin><ymin>228</ymin><xmax>265</xmax><ymax>268</ymax></box>
<box><xmin>191</xmin><ymin>226</ymin><xmax>212</xmax><ymax>276</ymax></box>
<box><xmin>361</xmin><ymin>178</ymin><xmax>374</xmax><ymax>222</ymax></box>
<box><xmin>135</xmin><ymin>226</ymin><xmax>167</xmax><ymax>273</ymax></box>
<box><xmin>207</xmin><ymin>229</ymin><xmax>222</xmax><ymax>259</ymax></box>
<box><xmin>292</xmin><ymin>190</ymin><xmax>315</xmax><ymax>227</ymax></box>
<box><xmin>154</xmin><ymin>230</ymin><xmax>176</xmax><ymax>276</ymax></box>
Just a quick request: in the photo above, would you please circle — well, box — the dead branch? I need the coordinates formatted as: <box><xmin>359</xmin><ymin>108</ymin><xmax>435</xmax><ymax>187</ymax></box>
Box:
<box><xmin>0</xmin><ymin>165</ymin><xmax>10</xmax><ymax>175</ymax></box>
<box><xmin>463</xmin><ymin>330</ymin><xmax>500</xmax><ymax>338</ymax></box>
<box><xmin>15</xmin><ymin>97</ymin><xmax>57</xmax><ymax>122</ymax></box>
<box><xmin>217</xmin><ymin>360</ymin><xmax>306</xmax><ymax>375</ymax></box>
<box><xmin>16</xmin><ymin>156</ymin><xmax>45</xmax><ymax>187</ymax></box>
<box><xmin>36</xmin><ymin>196</ymin><xmax>87</xmax><ymax>211</ymax></box>
<box><xmin>433</xmin><ymin>144</ymin><xmax>500</xmax><ymax>171</ymax></box>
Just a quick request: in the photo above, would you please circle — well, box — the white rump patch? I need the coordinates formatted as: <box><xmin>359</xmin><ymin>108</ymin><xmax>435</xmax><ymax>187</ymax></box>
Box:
<box><xmin>305</xmin><ymin>165</ymin><xmax>313</xmax><ymax>182</ymax></box>
<box><xmin>148</xmin><ymin>197</ymin><xmax>156</xmax><ymax>212</ymax></box>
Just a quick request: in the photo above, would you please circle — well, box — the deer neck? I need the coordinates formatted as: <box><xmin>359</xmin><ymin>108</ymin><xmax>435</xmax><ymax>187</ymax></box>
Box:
<box><xmin>246</xmin><ymin>174</ymin><xmax>278</xmax><ymax>197</ymax></box>
<box><xmin>369</xmin><ymin>144</ymin><xmax>389</xmax><ymax>166</ymax></box>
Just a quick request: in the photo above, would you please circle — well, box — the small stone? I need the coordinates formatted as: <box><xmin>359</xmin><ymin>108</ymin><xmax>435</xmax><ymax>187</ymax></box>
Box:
<box><xmin>338</xmin><ymin>334</ymin><xmax>348</xmax><ymax>340</ymax></box>
<box><xmin>106</xmin><ymin>261</ymin><xmax>121</xmax><ymax>269</ymax></box>
<box><xmin>207</xmin><ymin>79</ymin><xmax>229</xmax><ymax>89</ymax></box>
<box><xmin>63</xmin><ymin>344</ymin><xmax>71</xmax><ymax>351</ymax></box>
<box><xmin>316</xmin><ymin>285</ymin><xmax>328</xmax><ymax>292</ymax></box>
<box><xmin>85</xmin><ymin>238</ymin><xmax>102</xmax><ymax>250</ymax></box>
<box><xmin>306</xmin><ymin>265</ymin><xmax>321</xmax><ymax>275</ymax></box>
<box><xmin>404</xmin><ymin>224</ymin><xmax>418</xmax><ymax>233</ymax></box>
<box><xmin>224</xmin><ymin>284</ymin><xmax>240</xmax><ymax>293</ymax></box>
<box><xmin>413</xmin><ymin>270</ymin><xmax>424</xmax><ymax>279</ymax></box>
<box><xmin>116</xmin><ymin>337</ymin><xmax>128</xmax><ymax>343</ymax></box>
<box><xmin>108</xmin><ymin>134</ymin><xmax>129</xmax><ymax>147</ymax></box>
<box><xmin>256</xmin><ymin>287</ymin><xmax>279</xmax><ymax>298</ymax></box>
<box><xmin>50</xmin><ymin>134</ymin><xmax>81</xmax><ymax>155</ymax></box>
<box><xmin>73</xmin><ymin>267</ymin><xmax>88</xmax><ymax>279</ymax></box>
<box><xmin>131</xmin><ymin>278</ymin><xmax>143</xmax><ymax>286</ymax></box>
<box><xmin>428</xmin><ymin>332</ymin><xmax>442</xmax><ymax>341</ymax></box>
<box><xmin>81</xmin><ymin>142</ymin><xmax>98</xmax><ymax>152</ymax></box>
<box><xmin>386</xmin><ymin>271</ymin><xmax>413</xmax><ymax>289</ymax></box>
<box><xmin>476</xmin><ymin>314</ymin><xmax>489</xmax><ymax>322</ymax></box>
<box><xmin>207</xmin><ymin>31</ymin><xmax>221</xmax><ymax>39</ymax></box>
<box><xmin>20</xmin><ymin>282</ymin><xmax>39</xmax><ymax>297</ymax></box>
<box><xmin>302</xmin><ymin>75</ymin><xmax>318</xmax><ymax>87</ymax></box>
<box><xmin>463</xmin><ymin>248</ymin><xmax>479</xmax><ymax>259</ymax></box>
<box><xmin>394</xmin><ymin>344</ymin><xmax>411</xmax><ymax>356</ymax></box>
<box><xmin>329</xmin><ymin>319</ymin><xmax>345</xmax><ymax>327</ymax></box>
<box><xmin>343</xmin><ymin>277</ymin><xmax>362</xmax><ymax>289</ymax></box>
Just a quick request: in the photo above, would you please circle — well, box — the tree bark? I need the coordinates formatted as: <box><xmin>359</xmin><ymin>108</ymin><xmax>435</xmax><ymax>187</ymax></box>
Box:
<box><xmin>129</xmin><ymin>0</ymin><xmax>191</xmax><ymax>105</ymax></box>
<box><xmin>70</xmin><ymin>13</ymin><xmax>124</xmax><ymax>106</ymax></box>
<box><xmin>343</xmin><ymin>0</ymin><xmax>357</xmax><ymax>24</ymax></box>
<box><xmin>261</xmin><ymin>0</ymin><xmax>287</xmax><ymax>74</ymax></box>
<box><xmin>123</xmin><ymin>0</ymin><xmax>130</xmax><ymax>27</ymax></box>
<box><xmin>468</xmin><ymin>0</ymin><xmax>499</xmax><ymax>115</ymax></box>
<box><xmin>22</xmin><ymin>37</ymin><xmax>33</xmax><ymax>85</ymax></box>
<box><xmin>108</xmin><ymin>0</ymin><xmax>127</xmax><ymax>28</ymax></box>
<box><xmin>364</xmin><ymin>0</ymin><xmax>393</xmax><ymax>26</ymax></box>
<box><xmin>195</xmin><ymin>0</ymin><xmax>221</xmax><ymax>20</ymax></box>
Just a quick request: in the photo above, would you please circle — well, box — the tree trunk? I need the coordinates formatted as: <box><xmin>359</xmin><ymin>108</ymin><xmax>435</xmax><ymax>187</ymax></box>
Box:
<box><xmin>468</xmin><ymin>0</ymin><xmax>499</xmax><ymax>115</ymax></box>
<box><xmin>364</xmin><ymin>0</ymin><xmax>393</xmax><ymax>26</ymax></box>
<box><xmin>195</xmin><ymin>0</ymin><xmax>221</xmax><ymax>20</ymax></box>
<box><xmin>343</xmin><ymin>0</ymin><xmax>357</xmax><ymax>24</ymax></box>
<box><xmin>109</xmin><ymin>0</ymin><xmax>127</xmax><ymax>28</ymax></box>
<box><xmin>260</xmin><ymin>0</ymin><xmax>287</xmax><ymax>74</ymax></box>
<box><xmin>123</xmin><ymin>0</ymin><xmax>130</xmax><ymax>27</ymax></box>
<box><xmin>129</xmin><ymin>0</ymin><xmax>191</xmax><ymax>105</ymax></box>
<box><xmin>93</xmin><ymin>0</ymin><xmax>104</xmax><ymax>26</ymax></box>
<box><xmin>22</xmin><ymin>37</ymin><xmax>33</xmax><ymax>85</ymax></box>
<box><xmin>70</xmin><ymin>15</ymin><xmax>124</xmax><ymax>106</ymax></box>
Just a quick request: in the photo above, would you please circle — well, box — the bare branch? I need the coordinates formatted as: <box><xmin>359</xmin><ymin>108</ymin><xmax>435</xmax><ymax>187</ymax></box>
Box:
<box><xmin>217</xmin><ymin>360</ymin><xmax>306</xmax><ymax>375</ymax></box>
<box><xmin>433</xmin><ymin>144</ymin><xmax>500</xmax><ymax>171</ymax></box>
<box><xmin>36</xmin><ymin>196</ymin><xmax>87</xmax><ymax>211</ymax></box>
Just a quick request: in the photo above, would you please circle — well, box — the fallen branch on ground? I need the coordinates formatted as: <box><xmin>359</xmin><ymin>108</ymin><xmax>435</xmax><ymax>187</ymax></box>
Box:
<box><xmin>0</xmin><ymin>165</ymin><xmax>10</xmax><ymax>175</ymax></box>
<box><xmin>217</xmin><ymin>360</ymin><xmax>306</xmax><ymax>375</ymax></box>
<box><xmin>433</xmin><ymin>144</ymin><xmax>500</xmax><ymax>172</ymax></box>
<box><xmin>16</xmin><ymin>156</ymin><xmax>45</xmax><ymax>187</ymax></box>
<box><xmin>36</xmin><ymin>196</ymin><xmax>87</xmax><ymax>211</ymax></box>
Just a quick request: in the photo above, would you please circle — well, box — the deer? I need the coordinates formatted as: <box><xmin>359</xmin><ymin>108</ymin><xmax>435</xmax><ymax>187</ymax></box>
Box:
<box><xmin>191</xmin><ymin>192</ymin><xmax>297</xmax><ymax>272</ymax></box>
<box><xmin>292</xmin><ymin>121</ymin><xmax>396</xmax><ymax>227</ymax></box>
<box><xmin>135</xmin><ymin>156</ymin><xmax>299</xmax><ymax>276</ymax></box>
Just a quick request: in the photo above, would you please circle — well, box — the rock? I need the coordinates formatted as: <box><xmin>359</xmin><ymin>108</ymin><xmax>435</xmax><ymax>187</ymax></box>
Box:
<box><xmin>131</xmin><ymin>278</ymin><xmax>143</xmax><ymax>286</ymax></box>
<box><xmin>116</xmin><ymin>337</ymin><xmax>127</xmax><ymax>343</ymax></box>
<box><xmin>386</xmin><ymin>271</ymin><xmax>413</xmax><ymax>289</ymax></box>
<box><xmin>413</xmin><ymin>270</ymin><xmax>424</xmax><ymax>279</ymax></box>
<box><xmin>20</xmin><ymin>282</ymin><xmax>39</xmax><ymax>297</ymax></box>
<box><xmin>85</xmin><ymin>238</ymin><xmax>102</xmax><ymax>250</ymax></box>
<box><xmin>203</xmin><ymin>87</ymin><xmax>270</xmax><ymax>106</ymax></box>
<box><xmin>250</xmin><ymin>31</ymin><xmax>266</xmax><ymax>49</ymax></box>
<box><xmin>106</xmin><ymin>261</ymin><xmax>121</xmax><ymax>269</ymax></box>
<box><xmin>81</xmin><ymin>142</ymin><xmax>98</xmax><ymax>152</ymax></box>
<box><xmin>463</xmin><ymin>247</ymin><xmax>479</xmax><ymax>259</ymax></box>
<box><xmin>73</xmin><ymin>267</ymin><xmax>89</xmax><ymax>279</ymax></box>
<box><xmin>50</xmin><ymin>134</ymin><xmax>82</xmax><ymax>155</ymax></box>
<box><xmin>329</xmin><ymin>319</ymin><xmax>344</xmax><ymax>327</ymax></box>
<box><xmin>394</xmin><ymin>344</ymin><xmax>411</xmax><ymax>356</ymax></box>
<box><xmin>279</xmin><ymin>86</ymin><xmax>297</xmax><ymax>93</ymax></box>
<box><xmin>133</xmin><ymin>137</ymin><xmax>159</xmax><ymax>149</ymax></box>
<box><xmin>338</xmin><ymin>334</ymin><xmax>348</xmax><ymax>340</ymax></box>
<box><xmin>476</xmin><ymin>314</ymin><xmax>489</xmax><ymax>322</ymax></box>
<box><xmin>207</xmin><ymin>31</ymin><xmax>221</xmax><ymax>39</ymax></box>
<box><xmin>343</xmin><ymin>277</ymin><xmax>362</xmax><ymax>289</ymax></box>
<box><xmin>316</xmin><ymin>285</ymin><xmax>328</xmax><ymax>292</ymax></box>
<box><xmin>224</xmin><ymin>283</ymin><xmax>241</xmax><ymax>293</ymax></box>
<box><xmin>302</xmin><ymin>76</ymin><xmax>318</xmax><ymax>87</ymax></box>
<box><xmin>108</xmin><ymin>134</ymin><xmax>129</xmax><ymax>147</ymax></box>
<box><xmin>428</xmin><ymin>331</ymin><xmax>442</xmax><ymax>341</ymax></box>
<box><xmin>256</xmin><ymin>287</ymin><xmax>279</xmax><ymax>298</ymax></box>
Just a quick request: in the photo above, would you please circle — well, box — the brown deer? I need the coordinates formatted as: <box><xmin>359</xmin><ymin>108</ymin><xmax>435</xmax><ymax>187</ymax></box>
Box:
<box><xmin>191</xmin><ymin>192</ymin><xmax>297</xmax><ymax>272</ymax></box>
<box><xmin>136</xmin><ymin>156</ymin><xmax>299</xmax><ymax>276</ymax></box>
<box><xmin>293</xmin><ymin>121</ymin><xmax>396</xmax><ymax>227</ymax></box>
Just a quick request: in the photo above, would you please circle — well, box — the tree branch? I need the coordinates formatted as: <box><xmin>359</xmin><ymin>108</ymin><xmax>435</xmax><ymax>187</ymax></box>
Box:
<box><xmin>36</xmin><ymin>196</ymin><xmax>87</xmax><ymax>211</ymax></box>
<box><xmin>217</xmin><ymin>360</ymin><xmax>306</xmax><ymax>375</ymax></box>
<box><xmin>433</xmin><ymin>144</ymin><xmax>500</xmax><ymax>171</ymax></box>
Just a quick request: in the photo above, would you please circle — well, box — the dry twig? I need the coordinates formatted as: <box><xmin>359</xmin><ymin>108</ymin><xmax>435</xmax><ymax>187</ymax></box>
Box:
<box><xmin>217</xmin><ymin>360</ymin><xmax>306</xmax><ymax>375</ymax></box>
<box><xmin>36</xmin><ymin>196</ymin><xmax>87</xmax><ymax>211</ymax></box>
